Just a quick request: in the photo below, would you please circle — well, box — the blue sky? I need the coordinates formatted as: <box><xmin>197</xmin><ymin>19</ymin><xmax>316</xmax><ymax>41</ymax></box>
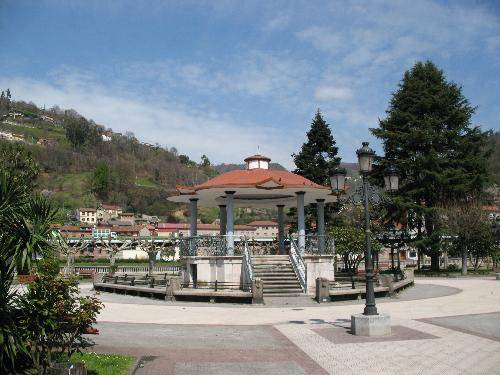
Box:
<box><xmin>0</xmin><ymin>0</ymin><xmax>499</xmax><ymax>169</ymax></box>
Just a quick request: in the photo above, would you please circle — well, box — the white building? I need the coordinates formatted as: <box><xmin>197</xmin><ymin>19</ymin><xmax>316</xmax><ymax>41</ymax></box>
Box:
<box><xmin>78</xmin><ymin>208</ymin><xmax>97</xmax><ymax>224</ymax></box>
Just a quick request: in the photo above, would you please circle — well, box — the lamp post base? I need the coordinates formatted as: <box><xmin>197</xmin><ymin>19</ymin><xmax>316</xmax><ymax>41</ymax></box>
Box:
<box><xmin>351</xmin><ymin>313</ymin><xmax>391</xmax><ymax>336</ymax></box>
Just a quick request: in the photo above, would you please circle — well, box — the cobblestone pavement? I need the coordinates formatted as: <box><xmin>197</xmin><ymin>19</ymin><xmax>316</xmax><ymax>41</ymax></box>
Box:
<box><xmin>85</xmin><ymin>278</ymin><xmax>500</xmax><ymax>374</ymax></box>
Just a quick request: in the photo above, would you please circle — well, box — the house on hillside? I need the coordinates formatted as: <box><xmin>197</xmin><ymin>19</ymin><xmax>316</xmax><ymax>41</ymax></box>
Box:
<box><xmin>36</xmin><ymin>138</ymin><xmax>57</xmax><ymax>147</ymax></box>
<box><xmin>118</xmin><ymin>212</ymin><xmax>135</xmax><ymax>224</ymax></box>
<box><xmin>78</xmin><ymin>208</ymin><xmax>97</xmax><ymax>224</ymax></box>
<box><xmin>8</xmin><ymin>112</ymin><xmax>23</xmax><ymax>119</ymax></box>
<box><xmin>40</xmin><ymin>115</ymin><xmax>54</xmax><ymax>123</ymax></box>
<box><xmin>97</xmin><ymin>203</ymin><xmax>123</xmax><ymax>222</ymax></box>
<box><xmin>247</xmin><ymin>220</ymin><xmax>279</xmax><ymax>237</ymax></box>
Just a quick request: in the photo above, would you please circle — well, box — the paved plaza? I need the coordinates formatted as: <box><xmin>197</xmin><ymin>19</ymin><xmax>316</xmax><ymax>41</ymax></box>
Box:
<box><xmin>83</xmin><ymin>278</ymin><xmax>500</xmax><ymax>374</ymax></box>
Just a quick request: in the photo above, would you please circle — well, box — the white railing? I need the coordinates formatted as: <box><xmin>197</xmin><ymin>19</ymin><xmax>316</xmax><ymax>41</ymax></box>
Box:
<box><xmin>242</xmin><ymin>239</ymin><xmax>253</xmax><ymax>291</ymax></box>
<box><xmin>288</xmin><ymin>236</ymin><xmax>306</xmax><ymax>292</ymax></box>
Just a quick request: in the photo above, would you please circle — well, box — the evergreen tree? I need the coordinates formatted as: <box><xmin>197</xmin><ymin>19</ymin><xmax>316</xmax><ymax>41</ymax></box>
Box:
<box><xmin>293</xmin><ymin>110</ymin><xmax>341</xmax><ymax>185</ymax></box>
<box><xmin>292</xmin><ymin>110</ymin><xmax>341</xmax><ymax>229</ymax></box>
<box><xmin>371</xmin><ymin>61</ymin><xmax>492</xmax><ymax>271</ymax></box>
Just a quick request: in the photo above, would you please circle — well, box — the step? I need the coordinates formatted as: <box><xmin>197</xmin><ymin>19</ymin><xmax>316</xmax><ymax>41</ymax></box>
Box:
<box><xmin>253</xmin><ymin>255</ymin><xmax>289</xmax><ymax>259</ymax></box>
<box><xmin>263</xmin><ymin>293</ymin><xmax>303</xmax><ymax>297</ymax></box>
<box><xmin>259</xmin><ymin>275</ymin><xmax>298</xmax><ymax>279</ymax></box>
<box><xmin>264</xmin><ymin>288</ymin><xmax>302</xmax><ymax>294</ymax></box>
<box><xmin>253</xmin><ymin>272</ymin><xmax>297</xmax><ymax>279</ymax></box>
<box><xmin>262</xmin><ymin>279</ymin><xmax>301</xmax><ymax>284</ymax></box>
<box><xmin>263</xmin><ymin>284</ymin><xmax>301</xmax><ymax>289</ymax></box>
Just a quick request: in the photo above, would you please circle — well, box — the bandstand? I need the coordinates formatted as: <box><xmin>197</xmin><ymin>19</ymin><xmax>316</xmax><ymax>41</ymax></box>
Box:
<box><xmin>167</xmin><ymin>154</ymin><xmax>337</xmax><ymax>295</ymax></box>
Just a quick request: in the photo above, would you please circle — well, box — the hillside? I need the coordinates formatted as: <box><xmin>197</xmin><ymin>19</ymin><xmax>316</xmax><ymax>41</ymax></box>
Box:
<box><xmin>0</xmin><ymin>95</ymin><xmax>216</xmax><ymax>219</ymax></box>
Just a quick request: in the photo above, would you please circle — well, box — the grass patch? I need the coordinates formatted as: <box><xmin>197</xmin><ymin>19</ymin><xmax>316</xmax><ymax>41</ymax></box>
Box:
<box><xmin>70</xmin><ymin>352</ymin><xmax>135</xmax><ymax>375</ymax></box>
<box><xmin>135</xmin><ymin>176</ymin><xmax>162</xmax><ymax>188</ymax></box>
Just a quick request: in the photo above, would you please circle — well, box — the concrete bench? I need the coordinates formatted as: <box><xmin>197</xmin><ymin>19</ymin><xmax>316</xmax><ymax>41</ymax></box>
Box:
<box><xmin>316</xmin><ymin>272</ymin><xmax>415</xmax><ymax>303</ymax></box>
<box><xmin>94</xmin><ymin>282</ymin><xmax>167</xmax><ymax>298</ymax></box>
<box><xmin>78</xmin><ymin>270</ymin><xmax>95</xmax><ymax>278</ymax></box>
<box><xmin>94</xmin><ymin>274</ymin><xmax>264</xmax><ymax>304</ymax></box>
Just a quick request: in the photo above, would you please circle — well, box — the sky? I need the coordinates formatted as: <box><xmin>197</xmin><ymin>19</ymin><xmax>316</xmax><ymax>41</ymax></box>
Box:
<box><xmin>0</xmin><ymin>0</ymin><xmax>499</xmax><ymax>169</ymax></box>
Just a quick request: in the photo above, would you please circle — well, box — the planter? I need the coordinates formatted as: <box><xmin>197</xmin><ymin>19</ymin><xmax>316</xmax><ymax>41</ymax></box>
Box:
<box><xmin>17</xmin><ymin>274</ymin><xmax>37</xmax><ymax>283</ymax></box>
<box><xmin>49</xmin><ymin>362</ymin><xmax>86</xmax><ymax>375</ymax></box>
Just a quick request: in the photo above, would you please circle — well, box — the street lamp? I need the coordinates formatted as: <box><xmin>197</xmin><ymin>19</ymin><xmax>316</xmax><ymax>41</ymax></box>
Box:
<box><xmin>384</xmin><ymin>165</ymin><xmax>399</xmax><ymax>193</ymax></box>
<box><xmin>330</xmin><ymin>167</ymin><xmax>347</xmax><ymax>195</ymax></box>
<box><xmin>356</xmin><ymin>142</ymin><xmax>378</xmax><ymax>315</ymax></box>
<box><xmin>356</xmin><ymin>141</ymin><xmax>375</xmax><ymax>173</ymax></box>
<box><xmin>331</xmin><ymin>142</ymin><xmax>400</xmax><ymax>335</ymax></box>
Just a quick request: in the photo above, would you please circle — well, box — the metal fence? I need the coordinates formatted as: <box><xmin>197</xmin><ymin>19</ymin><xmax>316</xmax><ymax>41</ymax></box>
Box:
<box><xmin>60</xmin><ymin>265</ymin><xmax>182</xmax><ymax>274</ymax></box>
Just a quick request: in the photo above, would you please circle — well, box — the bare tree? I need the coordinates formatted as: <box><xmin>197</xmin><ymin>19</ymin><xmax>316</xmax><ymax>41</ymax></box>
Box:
<box><xmin>55</xmin><ymin>236</ymin><xmax>88</xmax><ymax>275</ymax></box>
<box><xmin>99</xmin><ymin>238</ymin><xmax>133</xmax><ymax>273</ymax></box>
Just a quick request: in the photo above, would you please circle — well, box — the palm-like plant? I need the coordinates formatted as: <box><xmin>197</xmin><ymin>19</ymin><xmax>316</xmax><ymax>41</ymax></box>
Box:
<box><xmin>0</xmin><ymin>172</ymin><xmax>58</xmax><ymax>373</ymax></box>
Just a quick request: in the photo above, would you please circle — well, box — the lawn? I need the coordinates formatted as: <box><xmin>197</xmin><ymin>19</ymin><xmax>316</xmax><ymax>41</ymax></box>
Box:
<box><xmin>71</xmin><ymin>352</ymin><xmax>135</xmax><ymax>375</ymax></box>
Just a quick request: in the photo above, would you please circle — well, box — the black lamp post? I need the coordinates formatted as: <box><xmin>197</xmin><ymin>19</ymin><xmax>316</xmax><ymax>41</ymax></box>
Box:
<box><xmin>330</xmin><ymin>142</ymin><xmax>399</xmax><ymax>317</ymax></box>
<box><xmin>356</xmin><ymin>142</ymin><xmax>378</xmax><ymax>315</ymax></box>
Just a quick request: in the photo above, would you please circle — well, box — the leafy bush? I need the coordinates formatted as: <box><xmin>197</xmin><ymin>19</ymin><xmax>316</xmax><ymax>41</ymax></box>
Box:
<box><xmin>446</xmin><ymin>264</ymin><xmax>460</xmax><ymax>272</ymax></box>
<box><xmin>37</xmin><ymin>257</ymin><xmax>61</xmax><ymax>277</ymax></box>
<box><xmin>16</xmin><ymin>275</ymin><xmax>103</xmax><ymax>373</ymax></box>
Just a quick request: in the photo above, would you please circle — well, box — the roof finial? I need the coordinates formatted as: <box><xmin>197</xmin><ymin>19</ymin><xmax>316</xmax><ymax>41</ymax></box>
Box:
<box><xmin>257</xmin><ymin>145</ymin><xmax>261</xmax><ymax>154</ymax></box>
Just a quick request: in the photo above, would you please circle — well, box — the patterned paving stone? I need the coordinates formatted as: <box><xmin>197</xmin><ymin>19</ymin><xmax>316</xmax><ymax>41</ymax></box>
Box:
<box><xmin>311</xmin><ymin>324</ymin><xmax>438</xmax><ymax>344</ymax></box>
<box><xmin>173</xmin><ymin>361</ymin><xmax>307</xmax><ymax>375</ymax></box>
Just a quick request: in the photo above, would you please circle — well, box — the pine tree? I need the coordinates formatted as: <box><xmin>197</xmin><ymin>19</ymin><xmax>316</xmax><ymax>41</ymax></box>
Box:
<box><xmin>292</xmin><ymin>110</ymin><xmax>341</xmax><ymax>228</ymax></box>
<box><xmin>371</xmin><ymin>61</ymin><xmax>492</xmax><ymax>271</ymax></box>
<box><xmin>293</xmin><ymin>110</ymin><xmax>341</xmax><ymax>185</ymax></box>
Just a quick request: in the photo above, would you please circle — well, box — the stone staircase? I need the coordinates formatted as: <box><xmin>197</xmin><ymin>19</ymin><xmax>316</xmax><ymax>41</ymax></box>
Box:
<box><xmin>252</xmin><ymin>255</ymin><xmax>304</xmax><ymax>297</ymax></box>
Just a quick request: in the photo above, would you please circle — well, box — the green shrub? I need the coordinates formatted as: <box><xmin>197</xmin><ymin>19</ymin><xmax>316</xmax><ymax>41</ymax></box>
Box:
<box><xmin>446</xmin><ymin>264</ymin><xmax>460</xmax><ymax>272</ymax></box>
<box><xmin>16</xmin><ymin>275</ymin><xmax>103</xmax><ymax>373</ymax></box>
<box><xmin>37</xmin><ymin>257</ymin><xmax>61</xmax><ymax>277</ymax></box>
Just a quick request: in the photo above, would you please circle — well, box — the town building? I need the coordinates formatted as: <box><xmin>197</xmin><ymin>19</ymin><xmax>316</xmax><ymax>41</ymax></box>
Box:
<box><xmin>78</xmin><ymin>208</ymin><xmax>97</xmax><ymax>224</ymax></box>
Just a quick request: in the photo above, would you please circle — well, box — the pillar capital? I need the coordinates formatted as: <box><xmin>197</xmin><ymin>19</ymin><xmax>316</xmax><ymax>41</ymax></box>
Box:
<box><xmin>225</xmin><ymin>191</ymin><xmax>236</xmax><ymax>195</ymax></box>
<box><xmin>295</xmin><ymin>191</ymin><xmax>305</xmax><ymax>196</ymax></box>
<box><xmin>316</xmin><ymin>198</ymin><xmax>325</xmax><ymax>203</ymax></box>
<box><xmin>189</xmin><ymin>197</ymin><xmax>199</xmax><ymax>202</ymax></box>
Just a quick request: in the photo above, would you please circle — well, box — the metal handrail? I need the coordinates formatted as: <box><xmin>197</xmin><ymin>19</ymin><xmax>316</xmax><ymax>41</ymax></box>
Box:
<box><xmin>288</xmin><ymin>235</ymin><xmax>307</xmax><ymax>292</ymax></box>
<box><xmin>242</xmin><ymin>237</ymin><xmax>253</xmax><ymax>291</ymax></box>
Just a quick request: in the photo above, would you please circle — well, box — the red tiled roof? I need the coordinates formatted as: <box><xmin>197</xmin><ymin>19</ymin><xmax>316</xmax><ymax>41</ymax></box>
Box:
<box><xmin>156</xmin><ymin>223</ymin><xmax>256</xmax><ymax>231</ymax></box>
<box><xmin>192</xmin><ymin>169</ymin><xmax>327</xmax><ymax>191</ymax></box>
<box><xmin>79</xmin><ymin>207</ymin><xmax>96</xmax><ymax>212</ymax></box>
<box><xmin>59</xmin><ymin>225</ymin><xmax>92</xmax><ymax>231</ymax></box>
<box><xmin>248</xmin><ymin>220</ymin><xmax>278</xmax><ymax>226</ymax></box>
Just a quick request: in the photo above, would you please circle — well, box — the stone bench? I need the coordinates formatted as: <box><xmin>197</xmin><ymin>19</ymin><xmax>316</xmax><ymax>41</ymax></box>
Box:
<box><xmin>316</xmin><ymin>271</ymin><xmax>414</xmax><ymax>303</ymax></box>
<box><xmin>94</xmin><ymin>274</ymin><xmax>264</xmax><ymax>304</ymax></box>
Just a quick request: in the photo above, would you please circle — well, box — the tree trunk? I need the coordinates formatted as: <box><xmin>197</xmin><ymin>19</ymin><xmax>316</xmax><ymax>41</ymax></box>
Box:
<box><xmin>461</xmin><ymin>248</ymin><xmax>467</xmax><ymax>276</ymax></box>
<box><xmin>443</xmin><ymin>250</ymin><xmax>449</xmax><ymax>270</ymax></box>
<box><xmin>148</xmin><ymin>252</ymin><xmax>156</xmax><ymax>276</ymax></box>
<box><xmin>430</xmin><ymin>254</ymin><xmax>440</xmax><ymax>271</ymax></box>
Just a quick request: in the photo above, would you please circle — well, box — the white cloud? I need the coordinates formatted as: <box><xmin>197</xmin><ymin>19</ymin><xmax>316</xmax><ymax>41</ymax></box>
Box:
<box><xmin>314</xmin><ymin>86</ymin><xmax>353</xmax><ymax>101</ymax></box>
<box><xmin>264</xmin><ymin>12</ymin><xmax>291</xmax><ymax>31</ymax></box>
<box><xmin>0</xmin><ymin>75</ymin><xmax>300</xmax><ymax>169</ymax></box>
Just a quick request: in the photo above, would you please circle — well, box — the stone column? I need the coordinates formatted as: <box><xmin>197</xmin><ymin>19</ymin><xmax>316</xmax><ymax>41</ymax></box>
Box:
<box><xmin>189</xmin><ymin>198</ymin><xmax>198</xmax><ymax>237</ymax></box>
<box><xmin>189</xmin><ymin>198</ymin><xmax>198</xmax><ymax>255</ymax></box>
<box><xmin>219</xmin><ymin>205</ymin><xmax>227</xmax><ymax>235</ymax></box>
<box><xmin>226</xmin><ymin>191</ymin><xmax>235</xmax><ymax>255</ymax></box>
<box><xmin>277</xmin><ymin>205</ymin><xmax>285</xmax><ymax>255</ymax></box>
<box><xmin>316</xmin><ymin>199</ymin><xmax>325</xmax><ymax>255</ymax></box>
<box><xmin>296</xmin><ymin>192</ymin><xmax>306</xmax><ymax>255</ymax></box>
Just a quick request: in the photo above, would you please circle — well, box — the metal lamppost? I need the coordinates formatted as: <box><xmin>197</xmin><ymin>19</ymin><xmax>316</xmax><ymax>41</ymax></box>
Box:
<box><xmin>330</xmin><ymin>142</ymin><xmax>399</xmax><ymax>317</ymax></box>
